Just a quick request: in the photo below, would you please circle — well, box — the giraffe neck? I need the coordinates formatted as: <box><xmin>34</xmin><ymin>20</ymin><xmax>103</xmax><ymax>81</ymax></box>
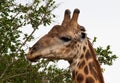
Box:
<box><xmin>70</xmin><ymin>40</ymin><xmax>104</xmax><ymax>83</ymax></box>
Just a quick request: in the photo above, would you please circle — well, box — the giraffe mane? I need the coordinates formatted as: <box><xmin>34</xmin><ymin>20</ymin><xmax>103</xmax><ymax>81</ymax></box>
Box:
<box><xmin>88</xmin><ymin>40</ymin><xmax>104</xmax><ymax>83</ymax></box>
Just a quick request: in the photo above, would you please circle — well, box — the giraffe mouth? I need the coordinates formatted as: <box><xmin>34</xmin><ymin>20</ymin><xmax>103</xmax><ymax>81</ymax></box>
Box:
<box><xmin>26</xmin><ymin>53</ymin><xmax>40</xmax><ymax>62</ymax></box>
<box><xmin>26</xmin><ymin>47</ymin><xmax>57</xmax><ymax>62</ymax></box>
<box><xmin>26</xmin><ymin>46</ymin><xmax>49</xmax><ymax>61</ymax></box>
<box><xmin>26</xmin><ymin>55</ymin><xmax>40</xmax><ymax>62</ymax></box>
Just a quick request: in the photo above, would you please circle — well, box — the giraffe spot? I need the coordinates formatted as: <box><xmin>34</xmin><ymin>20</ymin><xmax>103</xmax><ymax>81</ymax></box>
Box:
<box><xmin>76</xmin><ymin>50</ymin><xmax>79</xmax><ymax>55</ymax></box>
<box><xmin>85</xmin><ymin>77</ymin><xmax>94</xmax><ymax>83</ymax></box>
<box><xmin>73</xmin><ymin>41</ymin><xmax>77</xmax><ymax>44</ymax></box>
<box><xmin>68</xmin><ymin>60</ymin><xmax>73</xmax><ymax>64</ymax></box>
<box><xmin>77</xmin><ymin>73</ymin><xmax>84</xmax><ymax>82</ymax></box>
<box><xmin>72</xmin><ymin>60</ymin><xmax>77</xmax><ymax>66</ymax></box>
<box><xmin>84</xmin><ymin>66</ymin><xmax>89</xmax><ymax>75</ymax></box>
<box><xmin>77</xmin><ymin>60</ymin><xmax>85</xmax><ymax>69</ymax></box>
<box><xmin>83</xmin><ymin>46</ymin><xmax>86</xmax><ymax>52</ymax></box>
<box><xmin>77</xmin><ymin>44</ymin><xmax>80</xmax><ymax>47</ymax></box>
<box><xmin>66</xmin><ymin>44</ymin><xmax>70</xmax><ymax>47</ymax></box>
<box><xmin>89</xmin><ymin>62</ymin><xmax>98</xmax><ymax>80</ymax></box>
<box><xmin>80</xmin><ymin>54</ymin><xmax>84</xmax><ymax>59</ymax></box>
<box><xmin>64</xmin><ymin>48</ymin><xmax>71</xmax><ymax>54</ymax></box>
<box><xmin>85</xmin><ymin>41</ymin><xmax>88</xmax><ymax>45</ymax></box>
<box><xmin>85</xmin><ymin>51</ymin><xmax>91</xmax><ymax>60</ymax></box>
<box><xmin>72</xmin><ymin>70</ymin><xmax>75</xmax><ymax>80</ymax></box>
<box><xmin>72</xmin><ymin>70</ymin><xmax>78</xmax><ymax>80</ymax></box>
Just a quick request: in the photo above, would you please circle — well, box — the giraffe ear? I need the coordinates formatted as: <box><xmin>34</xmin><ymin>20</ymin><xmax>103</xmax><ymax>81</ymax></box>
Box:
<box><xmin>81</xmin><ymin>32</ymin><xmax>86</xmax><ymax>39</ymax></box>
<box><xmin>61</xmin><ymin>9</ymin><xmax>71</xmax><ymax>27</ymax></box>
<box><xmin>80</xmin><ymin>25</ymin><xmax>86</xmax><ymax>32</ymax></box>
<box><xmin>80</xmin><ymin>26</ymin><xmax>86</xmax><ymax>40</ymax></box>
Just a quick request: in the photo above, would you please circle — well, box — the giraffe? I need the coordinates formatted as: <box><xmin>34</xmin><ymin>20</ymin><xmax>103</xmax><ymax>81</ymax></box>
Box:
<box><xmin>27</xmin><ymin>9</ymin><xmax>104</xmax><ymax>83</ymax></box>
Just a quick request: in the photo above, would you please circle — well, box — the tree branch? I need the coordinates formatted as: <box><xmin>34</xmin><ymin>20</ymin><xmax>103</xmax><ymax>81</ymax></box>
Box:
<box><xmin>0</xmin><ymin>64</ymin><xmax>9</xmax><ymax>79</ymax></box>
<box><xmin>16</xmin><ymin>1</ymin><xmax>52</xmax><ymax>53</ymax></box>
<box><xmin>3</xmin><ymin>72</ymin><xmax>29</xmax><ymax>81</ymax></box>
<box><xmin>0</xmin><ymin>60</ymin><xmax>16</xmax><ymax>79</ymax></box>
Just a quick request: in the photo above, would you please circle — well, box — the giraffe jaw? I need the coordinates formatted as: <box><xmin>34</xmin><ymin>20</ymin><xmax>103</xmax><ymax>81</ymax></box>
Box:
<box><xmin>26</xmin><ymin>53</ymin><xmax>56</xmax><ymax>62</ymax></box>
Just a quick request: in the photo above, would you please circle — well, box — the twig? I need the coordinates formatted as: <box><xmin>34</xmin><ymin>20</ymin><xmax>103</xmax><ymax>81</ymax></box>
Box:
<box><xmin>3</xmin><ymin>72</ymin><xmax>29</xmax><ymax>81</ymax></box>
<box><xmin>0</xmin><ymin>64</ymin><xmax>9</xmax><ymax>79</ymax></box>
<box><xmin>15</xmin><ymin>1</ymin><xmax>51</xmax><ymax>53</ymax></box>
<box><xmin>0</xmin><ymin>60</ymin><xmax>16</xmax><ymax>79</ymax></box>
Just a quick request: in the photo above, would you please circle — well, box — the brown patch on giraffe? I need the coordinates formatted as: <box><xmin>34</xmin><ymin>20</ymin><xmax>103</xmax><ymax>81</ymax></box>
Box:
<box><xmin>77</xmin><ymin>43</ymin><xmax>80</xmax><ymax>47</ymax></box>
<box><xmin>84</xmin><ymin>65</ymin><xmax>89</xmax><ymax>75</ymax></box>
<box><xmin>80</xmin><ymin>54</ymin><xmax>84</xmax><ymax>59</ymax></box>
<box><xmin>89</xmin><ymin>62</ymin><xmax>98</xmax><ymax>80</ymax></box>
<box><xmin>85</xmin><ymin>50</ymin><xmax>91</xmax><ymax>60</ymax></box>
<box><xmin>64</xmin><ymin>48</ymin><xmax>71</xmax><ymax>54</ymax></box>
<box><xmin>68</xmin><ymin>60</ymin><xmax>73</xmax><ymax>64</ymax></box>
<box><xmin>71</xmin><ymin>60</ymin><xmax>77</xmax><ymax>67</ymax></box>
<box><xmin>65</xmin><ymin>44</ymin><xmax>71</xmax><ymax>48</ymax></box>
<box><xmin>83</xmin><ymin>46</ymin><xmax>86</xmax><ymax>52</ymax></box>
<box><xmin>72</xmin><ymin>70</ymin><xmax>78</xmax><ymax>80</ymax></box>
<box><xmin>76</xmin><ymin>50</ymin><xmax>79</xmax><ymax>55</ymax></box>
<box><xmin>77</xmin><ymin>73</ymin><xmax>84</xmax><ymax>82</ymax></box>
<box><xmin>72</xmin><ymin>70</ymin><xmax>76</xmax><ymax>80</ymax></box>
<box><xmin>85</xmin><ymin>42</ymin><xmax>87</xmax><ymax>45</ymax></box>
<box><xmin>77</xmin><ymin>60</ymin><xmax>85</xmax><ymax>69</ymax></box>
<box><xmin>85</xmin><ymin>77</ymin><xmax>95</xmax><ymax>83</ymax></box>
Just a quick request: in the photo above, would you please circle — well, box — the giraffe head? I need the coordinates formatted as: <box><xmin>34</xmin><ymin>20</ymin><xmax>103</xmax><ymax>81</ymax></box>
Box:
<box><xmin>27</xmin><ymin>9</ymin><xmax>104</xmax><ymax>83</ymax></box>
<box><xmin>27</xmin><ymin>9</ymin><xmax>86</xmax><ymax>62</ymax></box>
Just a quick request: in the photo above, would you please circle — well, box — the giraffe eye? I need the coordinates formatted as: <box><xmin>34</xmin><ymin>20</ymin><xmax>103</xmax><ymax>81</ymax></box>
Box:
<box><xmin>60</xmin><ymin>36</ymin><xmax>71</xmax><ymax>42</ymax></box>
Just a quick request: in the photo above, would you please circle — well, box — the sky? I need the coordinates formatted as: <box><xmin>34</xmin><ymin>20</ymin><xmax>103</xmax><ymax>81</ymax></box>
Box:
<box><xmin>19</xmin><ymin>0</ymin><xmax>120</xmax><ymax>83</ymax></box>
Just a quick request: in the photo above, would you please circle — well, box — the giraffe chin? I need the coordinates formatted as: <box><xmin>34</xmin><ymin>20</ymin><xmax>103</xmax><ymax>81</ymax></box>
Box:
<box><xmin>27</xmin><ymin>52</ymin><xmax>57</xmax><ymax>62</ymax></box>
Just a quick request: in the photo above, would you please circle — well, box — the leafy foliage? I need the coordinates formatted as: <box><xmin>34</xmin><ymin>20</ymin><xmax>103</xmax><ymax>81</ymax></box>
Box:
<box><xmin>96</xmin><ymin>45</ymin><xmax>117</xmax><ymax>65</ymax></box>
<box><xmin>0</xmin><ymin>0</ymin><xmax>117</xmax><ymax>83</ymax></box>
<box><xmin>92</xmin><ymin>37</ymin><xmax>117</xmax><ymax>66</ymax></box>
<box><xmin>0</xmin><ymin>0</ymin><xmax>60</xmax><ymax>82</ymax></box>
